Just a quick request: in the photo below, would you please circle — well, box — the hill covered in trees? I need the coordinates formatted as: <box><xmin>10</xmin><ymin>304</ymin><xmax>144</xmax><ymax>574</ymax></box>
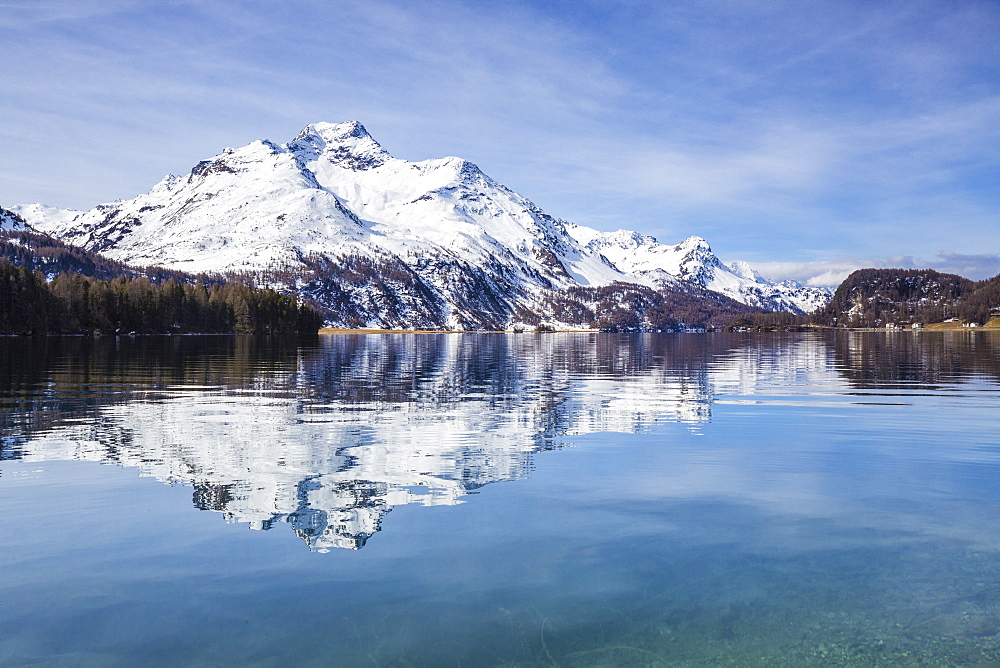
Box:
<box><xmin>0</xmin><ymin>228</ymin><xmax>199</xmax><ymax>284</ymax></box>
<box><xmin>0</xmin><ymin>227</ymin><xmax>322</xmax><ymax>335</ymax></box>
<box><xmin>809</xmin><ymin>268</ymin><xmax>1000</xmax><ymax>328</ymax></box>
<box><xmin>521</xmin><ymin>281</ymin><xmax>768</xmax><ymax>331</ymax></box>
<box><xmin>729</xmin><ymin>268</ymin><xmax>1000</xmax><ymax>330</ymax></box>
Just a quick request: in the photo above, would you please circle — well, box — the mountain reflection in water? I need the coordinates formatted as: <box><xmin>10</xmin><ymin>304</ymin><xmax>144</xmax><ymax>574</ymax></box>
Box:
<box><xmin>2</xmin><ymin>331</ymin><xmax>998</xmax><ymax>551</ymax></box>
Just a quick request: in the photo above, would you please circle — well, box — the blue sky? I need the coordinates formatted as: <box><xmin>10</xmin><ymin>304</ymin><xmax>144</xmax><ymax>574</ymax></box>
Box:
<box><xmin>3</xmin><ymin>0</ymin><xmax>999</xmax><ymax>284</ymax></box>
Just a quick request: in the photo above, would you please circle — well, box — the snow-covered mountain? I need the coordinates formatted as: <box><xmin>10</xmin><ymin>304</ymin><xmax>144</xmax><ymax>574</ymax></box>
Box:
<box><xmin>0</xmin><ymin>206</ymin><xmax>31</xmax><ymax>231</ymax></box>
<box><xmin>566</xmin><ymin>226</ymin><xmax>830</xmax><ymax>314</ymax></box>
<box><xmin>12</xmin><ymin>121</ymin><xmax>829</xmax><ymax>327</ymax></box>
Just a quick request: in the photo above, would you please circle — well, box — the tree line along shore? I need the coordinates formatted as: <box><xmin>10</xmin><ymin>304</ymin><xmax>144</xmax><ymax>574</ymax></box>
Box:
<box><xmin>0</xmin><ymin>264</ymin><xmax>322</xmax><ymax>335</ymax></box>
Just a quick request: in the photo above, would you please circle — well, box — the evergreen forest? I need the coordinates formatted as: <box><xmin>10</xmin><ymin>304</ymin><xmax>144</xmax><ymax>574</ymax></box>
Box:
<box><xmin>0</xmin><ymin>264</ymin><xmax>323</xmax><ymax>335</ymax></box>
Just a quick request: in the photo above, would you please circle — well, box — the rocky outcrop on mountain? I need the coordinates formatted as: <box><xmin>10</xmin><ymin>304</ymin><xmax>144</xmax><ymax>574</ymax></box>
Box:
<box><xmin>11</xmin><ymin>122</ymin><xmax>830</xmax><ymax>328</ymax></box>
<box><xmin>0</xmin><ymin>207</ymin><xmax>32</xmax><ymax>231</ymax></box>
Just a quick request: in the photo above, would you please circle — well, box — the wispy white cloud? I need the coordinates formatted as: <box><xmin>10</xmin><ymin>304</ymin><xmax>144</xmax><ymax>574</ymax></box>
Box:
<box><xmin>933</xmin><ymin>251</ymin><xmax>1000</xmax><ymax>281</ymax></box>
<box><xmin>752</xmin><ymin>249</ymin><xmax>1000</xmax><ymax>287</ymax></box>
<box><xmin>750</xmin><ymin>261</ymin><xmax>863</xmax><ymax>288</ymax></box>
<box><xmin>1</xmin><ymin>0</ymin><xmax>998</xmax><ymax>271</ymax></box>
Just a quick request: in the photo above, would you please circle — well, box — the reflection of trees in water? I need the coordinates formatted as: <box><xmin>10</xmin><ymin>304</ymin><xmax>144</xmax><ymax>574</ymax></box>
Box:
<box><xmin>301</xmin><ymin>332</ymin><xmax>738</xmax><ymax>414</ymax></box>
<box><xmin>0</xmin><ymin>333</ymin><xmax>758</xmax><ymax>549</ymax></box>
<box><xmin>0</xmin><ymin>336</ymin><xmax>307</xmax><ymax>460</ymax></box>
<box><xmin>0</xmin><ymin>332</ymin><xmax>744</xmax><ymax>424</ymax></box>
<box><xmin>831</xmin><ymin>331</ymin><xmax>1000</xmax><ymax>389</ymax></box>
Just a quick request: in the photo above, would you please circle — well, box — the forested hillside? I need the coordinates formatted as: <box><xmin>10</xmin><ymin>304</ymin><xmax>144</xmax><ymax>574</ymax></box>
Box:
<box><xmin>0</xmin><ymin>228</ymin><xmax>322</xmax><ymax>335</ymax></box>
<box><xmin>521</xmin><ymin>282</ymin><xmax>767</xmax><ymax>331</ymax></box>
<box><xmin>0</xmin><ymin>265</ymin><xmax>322</xmax><ymax>335</ymax></box>
<box><xmin>809</xmin><ymin>268</ymin><xmax>1000</xmax><ymax>327</ymax></box>
<box><xmin>0</xmin><ymin>228</ymin><xmax>199</xmax><ymax>283</ymax></box>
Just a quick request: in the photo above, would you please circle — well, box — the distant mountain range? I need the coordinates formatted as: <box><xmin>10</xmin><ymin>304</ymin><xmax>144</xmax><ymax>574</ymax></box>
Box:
<box><xmin>8</xmin><ymin>121</ymin><xmax>829</xmax><ymax>330</ymax></box>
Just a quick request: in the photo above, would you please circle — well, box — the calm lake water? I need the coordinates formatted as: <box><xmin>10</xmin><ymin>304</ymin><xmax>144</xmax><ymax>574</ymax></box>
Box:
<box><xmin>2</xmin><ymin>331</ymin><xmax>1000</xmax><ymax>666</ymax></box>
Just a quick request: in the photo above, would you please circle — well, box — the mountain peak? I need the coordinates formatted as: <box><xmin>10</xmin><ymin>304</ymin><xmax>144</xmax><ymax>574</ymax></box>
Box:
<box><xmin>290</xmin><ymin>121</ymin><xmax>389</xmax><ymax>170</ymax></box>
<box><xmin>677</xmin><ymin>236</ymin><xmax>710</xmax><ymax>251</ymax></box>
<box><xmin>728</xmin><ymin>260</ymin><xmax>765</xmax><ymax>282</ymax></box>
<box><xmin>299</xmin><ymin>120</ymin><xmax>372</xmax><ymax>143</ymax></box>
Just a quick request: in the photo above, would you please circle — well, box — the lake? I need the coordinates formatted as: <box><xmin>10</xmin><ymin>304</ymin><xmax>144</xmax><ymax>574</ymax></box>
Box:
<box><xmin>2</xmin><ymin>331</ymin><xmax>1000</xmax><ymax>666</ymax></box>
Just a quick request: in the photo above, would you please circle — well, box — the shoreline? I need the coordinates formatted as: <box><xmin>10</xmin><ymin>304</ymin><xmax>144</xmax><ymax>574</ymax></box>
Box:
<box><xmin>320</xmin><ymin>322</ymin><xmax>1000</xmax><ymax>335</ymax></box>
<box><xmin>318</xmin><ymin>327</ymin><xmax>589</xmax><ymax>335</ymax></box>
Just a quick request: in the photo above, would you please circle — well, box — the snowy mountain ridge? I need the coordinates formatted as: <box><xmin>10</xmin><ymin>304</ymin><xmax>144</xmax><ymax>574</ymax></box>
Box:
<box><xmin>12</xmin><ymin>121</ymin><xmax>829</xmax><ymax>327</ymax></box>
<box><xmin>567</xmin><ymin>226</ymin><xmax>830</xmax><ymax>314</ymax></box>
<box><xmin>0</xmin><ymin>207</ymin><xmax>31</xmax><ymax>231</ymax></box>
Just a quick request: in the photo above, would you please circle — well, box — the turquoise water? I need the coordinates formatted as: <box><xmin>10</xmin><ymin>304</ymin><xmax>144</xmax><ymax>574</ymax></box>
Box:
<box><xmin>2</xmin><ymin>331</ymin><xmax>1000</xmax><ymax>665</ymax></box>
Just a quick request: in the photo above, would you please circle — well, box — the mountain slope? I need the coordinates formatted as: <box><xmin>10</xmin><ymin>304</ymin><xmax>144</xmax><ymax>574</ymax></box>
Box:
<box><xmin>0</xmin><ymin>219</ymin><xmax>323</xmax><ymax>335</ymax></box>
<box><xmin>0</xmin><ymin>207</ymin><xmax>32</xmax><ymax>232</ymax></box>
<box><xmin>12</xmin><ymin>122</ymin><xmax>829</xmax><ymax>329</ymax></box>
<box><xmin>0</xmin><ymin>209</ymin><xmax>201</xmax><ymax>283</ymax></box>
